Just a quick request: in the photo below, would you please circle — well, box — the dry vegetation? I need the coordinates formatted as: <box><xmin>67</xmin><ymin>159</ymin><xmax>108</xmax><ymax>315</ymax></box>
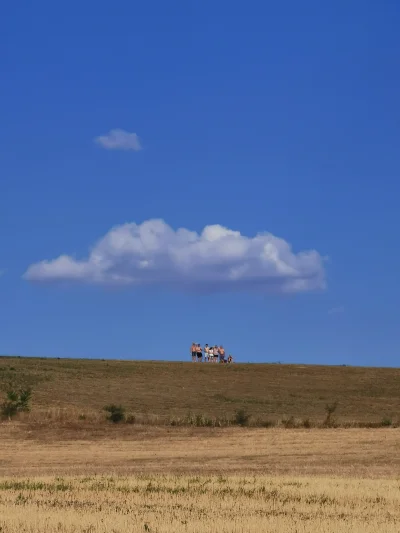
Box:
<box><xmin>1</xmin><ymin>357</ymin><xmax>400</xmax><ymax>531</ymax></box>
<box><xmin>1</xmin><ymin>426</ymin><xmax>400</xmax><ymax>532</ymax></box>
<box><xmin>1</xmin><ymin>426</ymin><xmax>400</xmax><ymax>477</ymax></box>
<box><xmin>0</xmin><ymin>474</ymin><xmax>399</xmax><ymax>532</ymax></box>
<box><xmin>1</xmin><ymin>356</ymin><xmax>400</xmax><ymax>425</ymax></box>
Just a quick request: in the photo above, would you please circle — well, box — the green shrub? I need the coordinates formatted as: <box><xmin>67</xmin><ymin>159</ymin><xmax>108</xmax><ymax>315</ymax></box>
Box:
<box><xmin>324</xmin><ymin>401</ymin><xmax>338</xmax><ymax>427</ymax></box>
<box><xmin>204</xmin><ymin>417</ymin><xmax>214</xmax><ymax>427</ymax></box>
<box><xmin>233</xmin><ymin>409</ymin><xmax>250</xmax><ymax>427</ymax></box>
<box><xmin>104</xmin><ymin>404</ymin><xmax>125</xmax><ymax>423</ymax></box>
<box><xmin>195</xmin><ymin>414</ymin><xmax>204</xmax><ymax>427</ymax></box>
<box><xmin>184</xmin><ymin>412</ymin><xmax>195</xmax><ymax>426</ymax></box>
<box><xmin>0</xmin><ymin>388</ymin><xmax>32</xmax><ymax>420</ymax></box>
<box><xmin>381</xmin><ymin>417</ymin><xmax>392</xmax><ymax>427</ymax></box>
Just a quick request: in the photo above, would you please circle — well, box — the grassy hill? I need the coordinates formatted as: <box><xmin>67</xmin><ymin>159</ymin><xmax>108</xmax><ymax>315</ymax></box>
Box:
<box><xmin>1</xmin><ymin>356</ymin><xmax>400</xmax><ymax>425</ymax></box>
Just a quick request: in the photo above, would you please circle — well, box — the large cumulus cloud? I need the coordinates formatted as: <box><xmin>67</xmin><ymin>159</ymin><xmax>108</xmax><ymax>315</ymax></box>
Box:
<box><xmin>23</xmin><ymin>219</ymin><xmax>326</xmax><ymax>293</ymax></box>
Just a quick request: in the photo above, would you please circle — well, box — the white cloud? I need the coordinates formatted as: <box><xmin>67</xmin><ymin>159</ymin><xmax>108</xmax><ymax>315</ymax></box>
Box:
<box><xmin>328</xmin><ymin>306</ymin><xmax>344</xmax><ymax>314</ymax></box>
<box><xmin>23</xmin><ymin>219</ymin><xmax>326</xmax><ymax>293</ymax></box>
<box><xmin>94</xmin><ymin>129</ymin><xmax>142</xmax><ymax>151</ymax></box>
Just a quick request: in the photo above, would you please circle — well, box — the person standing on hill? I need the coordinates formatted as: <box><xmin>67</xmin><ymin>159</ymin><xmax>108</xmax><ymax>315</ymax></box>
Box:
<box><xmin>208</xmin><ymin>345</ymin><xmax>213</xmax><ymax>362</ymax></box>
<box><xmin>190</xmin><ymin>342</ymin><xmax>197</xmax><ymax>362</ymax></box>
<box><xmin>218</xmin><ymin>345</ymin><xmax>225</xmax><ymax>363</ymax></box>
<box><xmin>213</xmin><ymin>345</ymin><xmax>219</xmax><ymax>362</ymax></box>
<box><xmin>204</xmin><ymin>344</ymin><xmax>209</xmax><ymax>362</ymax></box>
<box><xmin>196</xmin><ymin>343</ymin><xmax>203</xmax><ymax>362</ymax></box>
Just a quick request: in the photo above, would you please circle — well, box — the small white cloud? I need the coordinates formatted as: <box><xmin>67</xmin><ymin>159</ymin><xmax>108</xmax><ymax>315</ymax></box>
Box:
<box><xmin>328</xmin><ymin>306</ymin><xmax>344</xmax><ymax>314</ymax></box>
<box><xmin>23</xmin><ymin>219</ymin><xmax>326</xmax><ymax>294</ymax></box>
<box><xmin>94</xmin><ymin>129</ymin><xmax>142</xmax><ymax>151</ymax></box>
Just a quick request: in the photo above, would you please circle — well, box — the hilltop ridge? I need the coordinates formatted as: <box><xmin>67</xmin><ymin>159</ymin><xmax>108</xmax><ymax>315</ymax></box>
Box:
<box><xmin>1</xmin><ymin>356</ymin><xmax>399</xmax><ymax>423</ymax></box>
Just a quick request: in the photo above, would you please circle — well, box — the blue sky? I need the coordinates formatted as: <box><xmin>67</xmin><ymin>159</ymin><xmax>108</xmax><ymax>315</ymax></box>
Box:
<box><xmin>1</xmin><ymin>1</ymin><xmax>400</xmax><ymax>366</ymax></box>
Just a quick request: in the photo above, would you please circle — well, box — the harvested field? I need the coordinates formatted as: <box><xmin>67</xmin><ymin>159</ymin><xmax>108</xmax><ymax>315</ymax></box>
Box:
<box><xmin>1</xmin><ymin>356</ymin><xmax>400</xmax><ymax>532</ymax></box>
<box><xmin>1</xmin><ymin>425</ymin><xmax>399</xmax><ymax>477</ymax></box>
<box><xmin>1</xmin><ymin>426</ymin><xmax>400</xmax><ymax>532</ymax></box>
<box><xmin>0</xmin><ymin>473</ymin><xmax>399</xmax><ymax>532</ymax></box>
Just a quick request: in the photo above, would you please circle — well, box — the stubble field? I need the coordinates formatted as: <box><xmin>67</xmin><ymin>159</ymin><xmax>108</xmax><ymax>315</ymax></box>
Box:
<box><xmin>1</xmin><ymin>425</ymin><xmax>400</xmax><ymax>532</ymax></box>
<box><xmin>1</xmin><ymin>357</ymin><xmax>400</xmax><ymax>531</ymax></box>
<box><xmin>1</xmin><ymin>474</ymin><xmax>399</xmax><ymax>533</ymax></box>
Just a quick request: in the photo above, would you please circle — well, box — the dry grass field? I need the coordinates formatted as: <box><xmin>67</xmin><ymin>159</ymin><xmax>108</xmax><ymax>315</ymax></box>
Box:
<box><xmin>1</xmin><ymin>356</ymin><xmax>400</xmax><ymax>424</ymax></box>
<box><xmin>1</xmin><ymin>474</ymin><xmax>399</xmax><ymax>533</ymax></box>
<box><xmin>1</xmin><ymin>426</ymin><xmax>400</xmax><ymax>532</ymax></box>
<box><xmin>1</xmin><ymin>357</ymin><xmax>400</xmax><ymax>531</ymax></box>
<box><xmin>1</xmin><ymin>425</ymin><xmax>400</xmax><ymax>477</ymax></box>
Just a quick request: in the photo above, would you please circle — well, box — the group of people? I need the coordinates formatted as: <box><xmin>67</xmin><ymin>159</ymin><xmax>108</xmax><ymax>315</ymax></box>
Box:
<box><xmin>190</xmin><ymin>343</ymin><xmax>233</xmax><ymax>364</ymax></box>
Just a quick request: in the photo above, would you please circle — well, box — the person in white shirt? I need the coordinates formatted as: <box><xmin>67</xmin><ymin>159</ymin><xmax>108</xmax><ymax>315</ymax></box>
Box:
<box><xmin>208</xmin><ymin>345</ymin><xmax>214</xmax><ymax>362</ymax></box>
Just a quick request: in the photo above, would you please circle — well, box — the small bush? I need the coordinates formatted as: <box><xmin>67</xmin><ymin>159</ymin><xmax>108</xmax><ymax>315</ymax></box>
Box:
<box><xmin>195</xmin><ymin>414</ymin><xmax>204</xmax><ymax>427</ymax></box>
<box><xmin>104</xmin><ymin>404</ymin><xmax>125</xmax><ymax>424</ymax></box>
<box><xmin>233</xmin><ymin>409</ymin><xmax>250</xmax><ymax>427</ymax></box>
<box><xmin>302</xmin><ymin>418</ymin><xmax>312</xmax><ymax>428</ymax></box>
<box><xmin>381</xmin><ymin>417</ymin><xmax>392</xmax><ymax>427</ymax></box>
<box><xmin>184</xmin><ymin>412</ymin><xmax>195</xmax><ymax>426</ymax></box>
<box><xmin>126</xmin><ymin>415</ymin><xmax>136</xmax><ymax>425</ymax></box>
<box><xmin>204</xmin><ymin>417</ymin><xmax>214</xmax><ymax>427</ymax></box>
<box><xmin>324</xmin><ymin>401</ymin><xmax>338</xmax><ymax>427</ymax></box>
<box><xmin>1</xmin><ymin>388</ymin><xmax>32</xmax><ymax>420</ymax></box>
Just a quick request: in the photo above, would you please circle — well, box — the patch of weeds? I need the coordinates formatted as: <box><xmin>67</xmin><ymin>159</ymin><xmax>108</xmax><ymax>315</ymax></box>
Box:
<box><xmin>104</xmin><ymin>404</ymin><xmax>125</xmax><ymax>423</ymax></box>
<box><xmin>233</xmin><ymin>408</ymin><xmax>251</xmax><ymax>427</ymax></box>
<box><xmin>0</xmin><ymin>387</ymin><xmax>32</xmax><ymax>420</ymax></box>
<box><xmin>323</xmin><ymin>401</ymin><xmax>338</xmax><ymax>427</ymax></box>
<box><xmin>15</xmin><ymin>493</ymin><xmax>29</xmax><ymax>505</ymax></box>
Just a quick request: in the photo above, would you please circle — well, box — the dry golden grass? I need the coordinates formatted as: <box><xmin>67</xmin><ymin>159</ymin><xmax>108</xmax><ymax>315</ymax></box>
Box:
<box><xmin>1</xmin><ymin>425</ymin><xmax>399</xmax><ymax>531</ymax></box>
<box><xmin>1</xmin><ymin>356</ymin><xmax>400</xmax><ymax>424</ymax></box>
<box><xmin>1</xmin><ymin>425</ymin><xmax>400</xmax><ymax>477</ymax></box>
<box><xmin>0</xmin><ymin>474</ymin><xmax>399</xmax><ymax>532</ymax></box>
<box><xmin>2</xmin><ymin>357</ymin><xmax>400</xmax><ymax>531</ymax></box>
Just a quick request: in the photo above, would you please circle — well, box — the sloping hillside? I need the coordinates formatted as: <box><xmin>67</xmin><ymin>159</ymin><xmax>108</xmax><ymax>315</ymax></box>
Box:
<box><xmin>1</xmin><ymin>356</ymin><xmax>399</xmax><ymax>423</ymax></box>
